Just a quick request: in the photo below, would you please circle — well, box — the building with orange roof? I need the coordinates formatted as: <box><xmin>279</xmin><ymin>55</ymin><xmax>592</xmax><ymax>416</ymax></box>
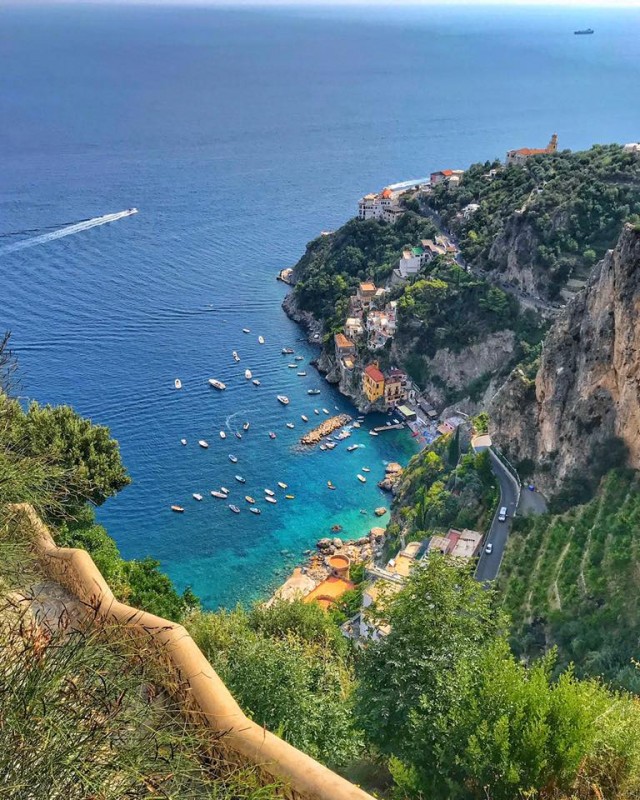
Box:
<box><xmin>430</xmin><ymin>169</ymin><xmax>465</xmax><ymax>187</ymax></box>
<box><xmin>506</xmin><ymin>134</ymin><xmax>558</xmax><ymax>167</ymax></box>
<box><xmin>303</xmin><ymin>575</ymin><xmax>355</xmax><ymax>611</ymax></box>
<box><xmin>363</xmin><ymin>363</ymin><xmax>385</xmax><ymax>403</ymax></box>
<box><xmin>334</xmin><ymin>332</ymin><xmax>355</xmax><ymax>356</ymax></box>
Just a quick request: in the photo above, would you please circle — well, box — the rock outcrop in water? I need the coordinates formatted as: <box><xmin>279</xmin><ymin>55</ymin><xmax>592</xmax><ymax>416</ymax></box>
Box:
<box><xmin>492</xmin><ymin>224</ymin><xmax>640</xmax><ymax>495</ymax></box>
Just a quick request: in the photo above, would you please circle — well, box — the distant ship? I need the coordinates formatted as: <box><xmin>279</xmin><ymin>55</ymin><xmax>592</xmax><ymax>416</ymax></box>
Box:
<box><xmin>574</xmin><ymin>28</ymin><xmax>594</xmax><ymax>35</ymax></box>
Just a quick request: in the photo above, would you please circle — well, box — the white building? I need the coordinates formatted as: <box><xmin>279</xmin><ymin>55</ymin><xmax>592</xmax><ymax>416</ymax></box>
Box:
<box><xmin>623</xmin><ymin>143</ymin><xmax>640</xmax><ymax>155</ymax></box>
<box><xmin>430</xmin><ymin>169</ymin><xmax>465</xmax><ymax>187</ymax></box>
<box><xmin>367</xmin><ymin>302</ymin><xmax>398</xmax><ymax>350</ymax></box>
<box><xmin>382</xmin><ymin>204</ymin><xmax>405</xmax><ymax>224</ymax></box>
<box><xmin>397</xmin><ymin>247</ymin><xmax>425</xmax><ymax>279</ymax></box>
<box><xmin>345</xmin><ymin>317</ymin><xmax>364</xmax><ymax>338</ymax></box>
<box><xmin>358</xmin><ymin>188</ymin><xmax>395</xmax><ymax>220</ymax></box>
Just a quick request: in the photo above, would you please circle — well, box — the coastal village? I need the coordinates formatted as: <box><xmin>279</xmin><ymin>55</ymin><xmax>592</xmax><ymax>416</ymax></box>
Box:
<box><xmin>271</xmin><ymin>139</ymin><xmax>570</xmax><ymax>639</ymax></box>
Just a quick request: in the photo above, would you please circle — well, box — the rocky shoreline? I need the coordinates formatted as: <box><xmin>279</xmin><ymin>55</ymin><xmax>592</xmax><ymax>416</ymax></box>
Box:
<box><xmin>300</xmin><ymin>414</ymin><xmax>352</xmax><ymax>445</ymax></box>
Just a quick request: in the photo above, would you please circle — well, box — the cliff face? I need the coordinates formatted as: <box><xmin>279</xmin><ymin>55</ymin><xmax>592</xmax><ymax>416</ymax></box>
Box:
<box><xmin>492</xmin><ymin>224</ymin><xmax>640</xmax><ymax>494</ymax></box>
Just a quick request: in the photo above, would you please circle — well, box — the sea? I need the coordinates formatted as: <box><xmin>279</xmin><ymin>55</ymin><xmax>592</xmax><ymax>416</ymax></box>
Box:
<box><xmin>1</xmin><ymin>3</ymin><xmax>639</xmax><ymax>609</ymax></box>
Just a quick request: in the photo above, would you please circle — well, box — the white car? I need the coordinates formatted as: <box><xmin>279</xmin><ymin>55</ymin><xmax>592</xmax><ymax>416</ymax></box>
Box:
<box><xmin>485</xmin><ymin>543</ymin><xmax>493</xmax><ymax>555</ymax></box>
<box><xmin>498</xmin><ymin>506</ymin><xmax>508</xmax><ymax>522</ymax></box>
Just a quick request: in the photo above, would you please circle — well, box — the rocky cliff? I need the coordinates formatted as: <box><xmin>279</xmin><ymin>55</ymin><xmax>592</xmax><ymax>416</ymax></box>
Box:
<box><xmin>492</xmin><ymin>224</ymin><xmax>640</xmax><ymax>495</ymax></box>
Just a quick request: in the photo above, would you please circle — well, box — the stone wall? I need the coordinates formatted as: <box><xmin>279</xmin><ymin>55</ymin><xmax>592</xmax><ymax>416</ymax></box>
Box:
<box><xmin>9</xmin><ymin>503</ymin><xmax>373</xmax><ymax>800</ymax></box>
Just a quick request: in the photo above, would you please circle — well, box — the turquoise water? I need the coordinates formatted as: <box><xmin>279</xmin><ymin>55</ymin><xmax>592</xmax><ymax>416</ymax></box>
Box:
<box><xmin>1</xmin><ymin>4</ymin><xmax>639</xmax><ymax>607</ymax></box>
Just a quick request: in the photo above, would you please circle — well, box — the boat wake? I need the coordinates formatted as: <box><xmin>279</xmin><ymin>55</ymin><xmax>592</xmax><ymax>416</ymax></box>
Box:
<box><xmin>0</xmin><ymin>208</ymin><xmax>138</xmax><ymax>255</ymax></box>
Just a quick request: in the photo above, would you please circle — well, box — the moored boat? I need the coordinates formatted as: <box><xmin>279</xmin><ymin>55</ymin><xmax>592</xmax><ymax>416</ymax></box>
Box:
<box><xmin>277</xmin><ymin>395</ymin><xmax>290</xmax><ymax>405</ymax></box>
<box><xmin>171</xmin><ymin>505</ymin><xmax>185</xmax><ymax>512</ymax></box>
<box><xmin>174</xmin><ymin>378</ymin><xmax>182</xmax><ymax>389</ymax></box>
<box><xmin>242</xmin><ymin>328</ymin><xmax>250</xmax><ymax>334</ymax></box>
<box><xmin>235</xmin><ymin>475</ymin><xmax>246</xmax><ymax>483</ymax></box>
<box><xmin>243</xmin><ymin>422</ymin><xmax>250</xmax><ymax>431</ymax></box>
<box><xmin>229</xmin><ymin>504</ymin><xmax>241</xmax><ymax>514</ymax></box>
<box><xmin>277</xmin><ymin>482</ymin><xmax>287</xmax><ymax>489</ymax></box>
<box><xmin>235</xmin><ymin>432</ymin><xmax>242</xmax><ymax>440</ymax></box>
<box><xmin>208</xmin><ymin>378</ymin><xmax>226</xmax><ymax>390</ymax></box>
<box><xmin>282</xmin><ymin>347</ymin><xmax>294</xmax><ymax>354</ymax></box>
<box><xmin>265</xmin><ymin>496</ymin><xmax>277</xmax><ymax>504</ymax></box>
<box><xmin>258</xmin><ymin>335</ymin><xmax>265</xmax><ymax>344</ymax></box>
<box><xmin>245</xmin><ymin>369</ymin><xmax>252</xmax><ymax>379</ymax></box>
<box><xmin>252</xmin><ymin>379</ymin><xmax>261</xmax><ymax>386</ymax></box>
<box><xmin>301</xmin><ymin>415</ymin><xmax>308</xmax><ymax>422</ymax></box>
<box><xmin>322</xmin><ymin>408</ymin><xmax>329</xmax><ymax>414</ymax></box>
<box><xmin>307</xmin><ymin>389</ymin><xmax>321</xmax><ymax>395</ymax></box>
<box><xmin>369</xmin><ymin>430</ymin><xmax>379</xmax><ymax>436</ymax></box>
<box><xmin>286</xmin><ymin>422</ymin><xmax>295</xmax><ymax>429</ymax></box>
<box><xmin>362</xmin><ymin>467</ymin><xmax>370</xmax><ymax>473</ymax></box>
<box><xmin>232</xmin><ymin>351</ymin><xmax>240</xmax><ymax>362</ymax></box>
<box><xmin>193</xmin><ymin>493</ymin><xmax>203</xmax><ymax>501</ymax></box>
<box><xmin>211</xmin><ymin>490</ymin><xmax>227</xmax><ymax>499</ymax></box>
<box><xmin>297</xmin><ymin>372</ymin><xmax>307</xmax><ymax>377</ymax></box>
<box><xmin>180</xmin><ymin>438</ymin><xmax>187</xmax><ymax>446</ymax></box>
<box><xmin>245</xmin><ymin>495</ymin><xmax>256</xmax><ymax>504</ymax></box>
<box><xmin>249</xmin><ymin>507</ymin><xmax>261</xmax><ymax>514</ymax></box>
<box><xmin>314</xmin><ymin>409</ymin><xmax>319</xmax><ymax>415</ymax></box>
<box><xmin>357</xmin><ymin>474</ymin><xmax>366</xmax><ymax>483</ymax></box>
<box><xmin>229</xmin><ymin>454</ymin><xmax>238</xmax><ymax>463</ymax></box>
<box><xmin>219</xmin><ymin>431</ymin><xmax>226</xmax><ymax>439</ymax></box>
<box><xmin>347</xmin><ymin>444</ymin><xmax>358</xmax><ymax>452</ymax></box>
<box><xmin>295</xmin><ymin>355</ymin><xmax>303</xmax><ymax>361</ymax></box>
<box><xmin>327</xmin><ymin>481</ymin><xmax>336</xmax><ymax>490</ymax></box>
<box><xmin>198</xmin><ymin>440</ymin><xmax>209</xmax><ymax>448</ymax></box>
<box><xmin>264</xmin><ymin>488</ymin><xmax>275</xmax><ymax>496</ymax></box>
<box><xmin>268</xmin><ymin>431</ymin><xmax>276</xmax><ymax>439</ymax></box>
<box><xmin>288</xmin><ymin>364</ymin><xmax>297</xmax><ymax>368</ymax></box>
<box><xmin>220</xmin><ymin>486</ymin><xmax>229</xmax><ymax>494</ymax></box>
<box><xmin>285</xmin><ymin>494</ymin><xmax>294</xmax><ymax>500</ymax></box>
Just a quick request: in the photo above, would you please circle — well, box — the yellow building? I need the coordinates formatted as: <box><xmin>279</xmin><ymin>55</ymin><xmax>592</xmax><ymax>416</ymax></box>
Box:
<box><xmin>363</xmin><ymin>363</ymin><xmax>385</xmax><ymax>403</ymax></box>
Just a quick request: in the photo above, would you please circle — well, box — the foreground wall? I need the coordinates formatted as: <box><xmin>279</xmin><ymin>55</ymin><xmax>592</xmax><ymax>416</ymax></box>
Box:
<box><xmin>10</xmin><ymin>504</ymin><xmax>373</xmax><ymax>800</ymax></box>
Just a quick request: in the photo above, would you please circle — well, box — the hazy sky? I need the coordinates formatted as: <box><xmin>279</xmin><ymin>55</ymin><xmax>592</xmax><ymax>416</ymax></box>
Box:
<box><xmin>20</xmin><ymin>0</ymin><xmax>640</xmax><ymax>6</ymax></box>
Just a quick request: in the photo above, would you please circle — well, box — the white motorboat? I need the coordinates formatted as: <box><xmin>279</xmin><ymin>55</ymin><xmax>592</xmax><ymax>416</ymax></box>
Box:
<box><xmin>198</xmin><ymin>440</ymin><xmax>209</xmax><ymax>448</ymax></box>
<box><xmin>174</xmin><ymin>378</ymin><xmax>182</xmax><ymax>389</ymax></box>
<box><xmin>258</xmin><ymin>335</ymin><xmax>265</xmax><ymax>344</ymax></box>
<box><xmin>245</xmin><ymin>495</ymin><xmax>256</xmax><ymax>504</ymax></box>
<box><xmin>242</xmin><ymin>328</ymin><xmax>251</xmax><ymax>334</ymax></box>
<box><xmin>320</xmin><ymin>445</ymin><xmax>326</xmax><ymax>451</ymax></box>
<box><xmin>265</xmin><ymin>496</ymin><xmax>277</xmax><ymax>504</ymax></box>
<box><xmin>211</xmin><ymin>490</ymin><xmax>227</xmax><ymax>499</ymax></box>
<box><xmin>369</xmin><ymin>430</ymin><xmax>379</xmax><ymax>436</ymax></box>
<box><xmin>295</xmin><ymin>355</ymin><xmax>304</xmax><ymax>361</ymax></box>
<box><xmin>232</xmin><ymin>351</ymin><xmax>240</xmax><ymax>362</ymax></box>
<box><xmin>288</xmin><ymin>364</ymin><xmax>297</xmax><ymax>368</ymax></box>
<box><xmin>362</xmin><ymin>467</ymin><xmax>370</xmax><ymax>473</ymax></box>
<box><xmin>347</xmin><ymin>444</ymin><xmax>358</xmax><ymax>452</ymax></box>
<box><xmin>180</xmin><ymin>438</ymin><xmax>187</xmax><ymax>446</ymax></box>
<box><xmin>264</xmin><ymin>489</ymin><xmax>275</xmax><ymax>496</ymax></box>
<box><xmin>220</xmin><ymin>486</ymin><xmax>229</xmax><ymax>494</ymax></box>
<box><xmin>357</xmin><ymin>474</ymin><xmax>367</xmax><ymax>483</ymax></box>
<box><xmin>245</xmin><ymin>369</ymin><xmax>252</xmax><ymax>379</ymax></box>
<box><xmin>314</xmin><ymin>409</ymin><xmax>319</xmax><ymax>415</ymax></box>
<box><xmin>353</xmin><ymin>422</ymin><xmax>360</xmax><ymax>428</ymax></box>
<box><xmin>229</xmin><ymin>454</ymin><xmax>238</xmax><ymax>463</ymax></box>
<box><xmin>301</xmin><ymin>415</ymin><xmax>308</xmax><ymax>422</ymax></box>
<box><xmin>208</xmin><ymin>379</ymin><xmax>226</xmax><ymax>390</ymax></box>
<box><xmin>277</xmin><ymin>395</ymin><xmax>289</xmax><ymax>405</ymax></box>
<box><xmin>277</xmin><ymin>482</ymin><xmax>287</xmax><ymax>490</ymax></box>
<box><xmin>308</xmin><ymin>389</ymin><xmax>321</xmax><ymax>395</ymax></box>
<box><xmin>219</xmin><ymin>431</ymin><xmax>226</xmax><ymax>439</ymax></box>
<box><xmin>249</xmin><ymin>507</ymin><xmax>261</xmax><ymax>515</ymax></box>
<box><xmin>193</xmin><ymin>493</ymin><xmax>203</xmax><ymax>501</ymax></box>
<box><xmin>252</xmin><ymin>379</ymin><xmax>261</xmax><ymax>386</ymax></box>
<box><xmin>282</xmin><ymin>347</ymin><xmax>294</xmax><ymax>354</ymax></box>
<box><xmin>171</xmin><ymin>505</ymin><xmax>185</xmax><ymax>513</ymax></box>
<box><xmin>243</xmin><ymin>422</ymin><xmax>250</xmax><ymax>431</ymax></box>
<box><xmin>297</xmin><ymin>372</ymin><xmax>307</xmax><ymax>377</ymax></box>
<box><xmin>235</xmin><ymin>432</ymin><xmax>242</xmax><ymax>440</ymax></box>
<box><xmin>268</xmin><ymin>431</ymin><xmax>276</xmax><ymax>439</ymax></box>
<box><xmin>235</xmin><ymin>475</ymin><xmax>246</xmax><ymax>483</ymax></box>
<box><xmin>322</xmin><ymin>408</ymin><xmax>329</xmax><ymax>414</ymax></box>
<box><xmin>326</xmin><ymin>442</ymin><xmax>336</xmax><ymax>450</ymax></box>
<box><xmin>286</xmin><ymin>422</ymin><xmax>295</xmax><ymax>429</ymax></box>
<box><xmin>229</xmin><ymin>504</ymin><xmax>241</xmax><ymax>514</ymax></box>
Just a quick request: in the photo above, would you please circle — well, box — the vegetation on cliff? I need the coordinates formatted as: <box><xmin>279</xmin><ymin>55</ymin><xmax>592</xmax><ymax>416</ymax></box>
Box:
<box><xmin>427</xmin><ymin>144</ymin><xmax>640</xmax><ymax>298</ymax></box>
<box><xmin>500</xmin><ymin>469</ymin><xmax>640</xmax><ymax>693</ymax></box>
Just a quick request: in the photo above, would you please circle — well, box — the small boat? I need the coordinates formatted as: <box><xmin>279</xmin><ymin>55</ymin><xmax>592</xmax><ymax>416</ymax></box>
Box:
<box><xmin>386</xmin><ymin>421</ymin><xmax>391</xmax><ymax>427</ymax></box>
<box><xmin>362</xmin><ymin>467</ymin><xmax>370</xmax><ymax>473</ymax></box>
<box><xmin>232</xmin><ymin>351</ymin><xmax>240</xmax><ymax>362</ymax></box>
<box><xmin>252</xmin><ymin>379</ymin><xmax>261</xmax><ymax>386</ymax></box>
<box><xmin>286</xmin><ymin>422</ymin><xmax>295</xmax><ymax>429</ymax></box>
<box><xmin>193</xmin><ymin>493</ymin><xmax>203</xmax><ymax>501</ymax></box>
<box><xmin>268</xmin><ymin>431</ymin><xmax>276</xmax><ymax>439</ymax></box>
<box><xmin>301</xmin><ymin>415</ymin><xmax>308</xmax><ymax>422</ymax></box>
<box><xmin>297</xmin><ymin>372</ymin><xmax>307</xmax><ymax>377</ymax></box>
<box><xmin>314</xmin><ymin>409</ymin><xmax>320</xmax><ymax>415</ymax></box>
<box><xmin>198</xmin><ymin>440</ymin><xmax>209</xmax><ymax>448</ymax></box>
<box><xmin>369</xmin><ymin>430</ymin><xmax>379</xmax><ymax>436</ymax></box>
<box><xmin>353</xmin><ymin>422</ymin><xmax>360</xmax><ymax>428</ymax></box>
<box><xmin>357</xmin><ymin>474</ymin><xmax>366</xmax><ymax>483</ymax></box>
<box><xmin>220</xmin><ymin>486</ymin><xmax>230</xmax><ymax>494</ymax></box>
<box><xmin>243</xmin><ymin>422</ymin><xmax>250</xmax><ymax>431</ymax></box>
<box><xmin>258</xmin><ymin>335</ymin><xmax>265</xmax><ymax>344</ymax></box>
<box><xmin>327</xmin><ymin>481</ymin><xmax>336</xmax><ymax>490</ymax></box>
<box><xmin>393</xmin><ymin>418</ymin><xmax>400</xmax><ymax>425</ymax></box>
<box><xmin>277</xmin><ymin>482</ymin><xmax>287</xmax><ymax>490</ymax></box>
<box><xmin>347</xmin><ymin>444</ymin><xmax>358</xmax><ymax>452</ymax></box>
<box><xmin>277</xmin><ymin>395</ymin><xmax>290</xmax><ymax>405</ymax></box>
<box><xmin>264</xmin><ymin>489</ymin><xmax>275</xmax><ymax>496</ymax></box>
<box><xmin>288</xmin><ymin>364</ymin><xmax>297</xmax><ymax>369</ymax></box>
<box><xmin>229</xmin><ymin>504</ymin><xmax>240</xmax><ymax>514</ymax></box>
<box><xmin>220</xmin><ymin>431</ymin><xmax>226</xmax><ymax>439</ymax></box>
<box><xmin>249</xmin><ymin>507</ymin><xmax>261</xmax><ymax>514</ymax></box>
<box><xmin>295</xmin><ymin>355</ymin><xmax>304</xmax><ymax>361</ymax></box>
<box><xmin>265</xmin><ymin>496</ymin><xmax>277</xmax><ymax>504</ymax></box>
<box><xmin>211</xmin><ymin>490</ymin><xmax>227</xmax><ymax>499</ymax></box>
<box><xmin>180</xmin><ymin>438</ymin><xmax>187</xmax><ymax>446</ymax></box>
<box><xmin>229</xmin><ymin>454</ymin><xmax>238</xmax><ymax>463</ymax></box>
<box><xmin>174</xmin><ymin>378</ymin><xmax>182</xmax><ymax>389</ymax></box>
<box><xmin>242</xmin><ymin>328</ymin><xmax>251</xmax><ymax>334</ymax></box>
<box><xmin>235</xmin><ymin>475</ymin><xmax>246</xmax><ymax>483</ymax></box>
<box><xmin>322</xmin><ymin>408</ymin><xmax>329</xmax><ymax>414</ymax></box>
<box><xmin>308</xmin><ymin>389</ymin><xmax>321</xmax><ymax>395</ymax></box>
<box><xmin>245</xmin><ymin>369</ymin><xmax>252</xmax><ymax>380</ymax></box>
<box><xmin>320</xmin><ymin>444</ymin><xmax>326</xmax><ymax>451</ymax></box>
<box><xmin>171</xmin><ymin>505</ymin><xmax>185</xmax><ymax>513</ymax></box>
<box><xmin>235</xmin><ymin>432</ymin><xmax>242</xmax><ymax>440</ymax></box>
<box><xmin>285</xmin><ymin>495</ymin><xmax>295</xmax><ymax>500</ymax></box>
<box><xmin>326</xmin><ymin>442</ymin><xmax>336</xmax><ymax>450</ymax></box>
<box><xmin>245</xmin><ymin>495</ymin><xmax>256</xmax><ymax>504</ymax></box>
<box><xmin>208</xmin><ymin>379</ymin><xmax>226</xmax><ymax>390</ymax></box>
<box><xmin>282</xmin><ymin>347</ymin><xmax>294</xmax><ymax>354</ymax></box>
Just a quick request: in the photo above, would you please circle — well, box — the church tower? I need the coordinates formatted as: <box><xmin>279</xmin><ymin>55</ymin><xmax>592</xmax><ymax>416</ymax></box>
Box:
<box><xmin>547</xmin><ymin>133</ymin><xmax>558</xmax><ymax>153</ymax></box>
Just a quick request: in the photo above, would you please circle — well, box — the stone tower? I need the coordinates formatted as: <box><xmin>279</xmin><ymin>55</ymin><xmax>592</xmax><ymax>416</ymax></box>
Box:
<box><xmin>547</xmin><ymin>133</ymin><xmax>558</xmax><ymax>153</ymax></box>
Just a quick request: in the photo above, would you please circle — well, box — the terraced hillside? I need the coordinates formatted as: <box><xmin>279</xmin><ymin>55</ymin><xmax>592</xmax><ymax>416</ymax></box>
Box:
<box><xmin>499</xmin><ymin>471</ymin><xmax>640</xmax><ymax>692</ymax></box>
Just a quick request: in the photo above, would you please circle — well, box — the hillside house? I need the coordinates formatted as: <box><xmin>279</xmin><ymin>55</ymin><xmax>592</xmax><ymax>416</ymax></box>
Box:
<box><xmin>357</xmin><ymin>281</ymin><xmax>377</xmax><ymax>308</ymax></box>
<box><xmin>427</xmin><ymin>528</ymin><xmax>483</xmax><ymax>563</ymax></box>
<box><xmin>357</xmin><ymin>188</ymin><xmax>394</xmax><ymax>220</ymax></box>
<box><xmin>363</xmin><ymin>363</ymin><xmax>385</xmax><ymax>403</ymax></box>
<box><xmin>345</xmin><ymin>317</ymin><xmax>364</xmax><ymax>338</ymax></box>
<box><xmin>382</xmin><ymin>204</ymin><xmax>405</xmax><ymax>224</ymax></box>
<box><xmin>384</xmin><ymin>368</ymin><xmax>407</xmax><ymax>409</ymax></box>
<box><xmin>430</xmin><ymin>169</ymin><xmax>465</xmax><ymax>187</ymax></box>
<box><xmin>367</xmin><ymin>302</ymin><xmax>397</xmax><ymax>350</ymax></box>
<box><xmin>397</xmin><ymin>246</ymin><xmax>424</xmax><ymax>279</ymax></box>
<box><xmin>506</xmin><ymin>133</ymin><xmax>558</xmax><ymax>166</ymax></box>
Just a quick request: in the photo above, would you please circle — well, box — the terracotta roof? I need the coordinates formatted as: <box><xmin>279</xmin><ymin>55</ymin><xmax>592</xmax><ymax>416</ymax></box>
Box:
<box><xmin>303</xmin><ymin>576</ymin><xmax>354</xmax><ymax>610</ymax></box>
<box><xmin>510</xmin><ymin>147</ymin><xmax>549</xmax><ymax>156</ymax></box>
<box><xmin>359</xmin><ymin>282</ymin><xmax>376</xmax><ymax>292</ymax></box>
<box><xmin>381</xmin><ymin>188</ymin><xmax>393</xmax><ymax>199</ymax></box>
<box><xmin>334</xmin><ymin>333</ymin><xmax>354</xmax><ymax>349</ymax></box>
<box><xmin>364</xmin><ymin>364</ymin><xmax>384</xmax><ymax>383</ymax></box>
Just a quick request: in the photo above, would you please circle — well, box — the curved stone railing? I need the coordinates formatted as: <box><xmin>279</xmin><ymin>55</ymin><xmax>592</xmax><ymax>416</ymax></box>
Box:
<box><xmin>9</xmin><ymin>504</ymin><xmax>373</xmax><ymax>800</ymax></box>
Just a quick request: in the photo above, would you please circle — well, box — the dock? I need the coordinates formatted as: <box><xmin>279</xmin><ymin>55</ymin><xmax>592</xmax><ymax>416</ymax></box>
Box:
<box><xmin>300</xmin><ymin>414</ymin><xmax>352</xmax><ymax>445</ymax></box>
<box><xmin>373</xmin><ymin>422</ymin><xmax>406</xmax><ymax>433</ymax></box>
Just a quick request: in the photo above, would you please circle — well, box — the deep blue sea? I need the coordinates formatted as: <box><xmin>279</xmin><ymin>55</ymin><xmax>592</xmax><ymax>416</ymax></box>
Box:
<box><xmin>1</xmin><ymin>3</ymin><xmax>639</xmax><ymax>608</ymax></box>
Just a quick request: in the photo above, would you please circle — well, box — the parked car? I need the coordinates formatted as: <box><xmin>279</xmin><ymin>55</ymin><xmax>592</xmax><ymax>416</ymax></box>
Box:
<box><xmin>498</xmin><ymin>506</ymin><xmax>508</xmax><ymax>522</ymax></box>
<box><xmin>485</xmin><ymin>542</ymin><xmax>493</xmax><ymax>555</ymax></box>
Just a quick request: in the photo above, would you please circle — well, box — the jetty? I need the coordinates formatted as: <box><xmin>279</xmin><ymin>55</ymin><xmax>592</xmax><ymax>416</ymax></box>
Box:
<box><xmin>300</xmin><ymin>414</ymin><xmax>352</xmax><ymax>445</ymax></box>
<box><xmin>373</xmin><ymin>422</ymin><xmax>406</xmax><ymax>433</ymax></box>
